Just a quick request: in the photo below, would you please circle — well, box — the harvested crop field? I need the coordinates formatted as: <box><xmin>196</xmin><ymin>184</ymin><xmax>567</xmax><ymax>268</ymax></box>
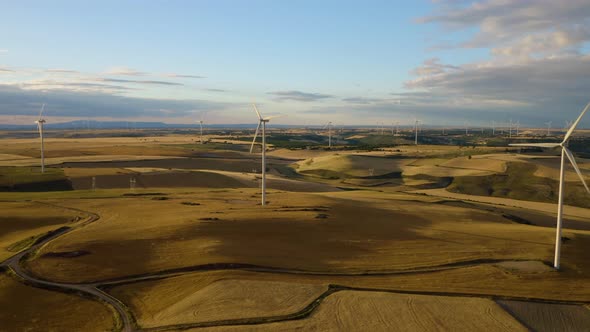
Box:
<box><xmin>188</xmin><ymin>290</ymin><xmax>525</xmax><ymax>331</ymax></box>
<box><xmin>23</xmin><ymin>189</ymin><xmax>563</xmax><ymax>283</ymax></box>
<box><xmin>59</xmin><ymin>156</ymin><xmax>290</xmax><ymax>173</ymax></box>
<box><xmin>0</xmin><ymin>272</ymin><xmax>114</xmax><ymax>331</ymax></box>
<box><xmin>110</xmin><ymin>278</ymin><xmax>327</xmax><ymax>328</ymax></box>
<box><xmin>295</xmin><ymin>154</ymin><xmax>412</xmax><ymax>178</ymax></box>
<box><xmin>69</xmin><ymin>170</ymin><xmax>246</xmax><ymax>190</ymax></box>
<box><xmin>497</xmin><ymin>300</ymin><xmax>590</xmax><ymax>332</ymax></box>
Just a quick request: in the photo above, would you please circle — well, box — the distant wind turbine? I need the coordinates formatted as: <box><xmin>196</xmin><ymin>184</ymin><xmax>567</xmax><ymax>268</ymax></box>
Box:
<box><xmin>250</xmin><ymin>104</ymin><xmax>282</xmax><ymax>206</ymax></box>
<box><xmin>35</xmin><ymin>104</ymin><xmax>47</xmax><ymax>173</ymax></box>
<box><xmin>323</xmin><ymin>121</ymin><xmax>333</xmax><ymax>148</ymax></box>
<box><xmin>564</xmin><ymin>120</ymin><xmax>572</xmax><ymax>133</ymax></box>
<box><xmin>545</xmin><ymin>121</ymin><xmax>552</xmax><ymax>136</ymax></box>
<box><xmin>414</xmin><ymin>119</ymin><xmax>421</xmax><ymax>145</ymax></box>
<box><xmin>197</xmin><ymin>112</ymin><xmax>207</xmax><ymax>144</ymax></box>
<box><xmin>510</xmin><ymin>102</ymin><xmax>590</xmax><ymax>270</ymax></box>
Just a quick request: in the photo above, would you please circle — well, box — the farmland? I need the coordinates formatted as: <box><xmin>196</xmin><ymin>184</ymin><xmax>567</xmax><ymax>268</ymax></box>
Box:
<box><xmin>1</xmin><ymin>129</ymin><xmax>589</xmax><ymax>331</ymax></box>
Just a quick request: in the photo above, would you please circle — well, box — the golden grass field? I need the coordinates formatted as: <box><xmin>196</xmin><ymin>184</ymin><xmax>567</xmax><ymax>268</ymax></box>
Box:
<box><xmin>189</xmin><ymin>291</ymin><xmax>526</xmax><ymax>332</ymax></box>
<box><xmin>23</xmin><ymin>188</ymin><xmax>576</xmax><ymax>284</ymax></box>
<box><xmin>109</xmin><ymin>276</ymin><xmax>328</xmax><ymax>328</ymax></box>
<box><xmin>0</xmin><ymin>202</ymin><xmax>83</xmax><ymax>262</ymax></box>
<box><xmin>1</xmin><ymin>133</ymin><xmax>590</xmax><ymax>331</ymax></box>
<box><xmin>0</xmin><ymin>272</ymin><xmax>114</xmax><ymax>331</ymax></box>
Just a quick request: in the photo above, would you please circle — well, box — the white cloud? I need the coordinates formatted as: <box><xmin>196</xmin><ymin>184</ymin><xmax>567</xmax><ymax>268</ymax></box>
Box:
<box><xmin>268</xmin><ymin>90</ymin><xmax>334</xmax><ymax>102</ymax></box>
<box><xmin>104</xmin><ymin>67</ymin><xmax>147</xmax><ymax>76</ymax></box>
<box><xmin>404</xmin><ymin>1</ymin><xmax>590</xmax><ymax>124</ymax></box>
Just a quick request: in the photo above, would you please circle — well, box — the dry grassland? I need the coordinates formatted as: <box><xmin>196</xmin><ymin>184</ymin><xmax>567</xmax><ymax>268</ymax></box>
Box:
<box><xmin>23</xmin><ymin>189</ymin><xmax>571</xmax><ymax>285</ymax></box>
<box><xmin>0</xmin><ymin>272</ymin><xmax>114</xmax><ymax>331</ymax></box>
<box><xmin>295</xmin><ymin>154</ymin><xmax>411</xmax><ymax>177</ymax></box>
<box><xmin>110</xmin><ymin>277</ymin><xmax>327</xmax><ymax>328</ymax></box>
<box><xmin>414</xmin><ymin>188</ymin><xmax>590</xmax><ymax>222</ymax></box>
<box><xmin>0</xmin><ymin>202</ymin><xmax>82</xmax><ymax>261</ymax></box>
<box><xmin>182</xmin><ymin>291</ymin><xmax>525</xmax><ymax>331</ymax></box>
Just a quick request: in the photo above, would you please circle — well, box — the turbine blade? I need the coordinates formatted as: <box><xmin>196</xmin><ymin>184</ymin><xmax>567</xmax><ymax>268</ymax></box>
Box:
<box><xmin>563</xmin><ymin>147</ymin><xmax>590</xmax><ymax>193</ymax></box>
<box><xmin>263</xmin><ymin>114</ymin><xmax>285</xmax><ymax>121</ymax></box>
<box><xmin>509</xmin><ymin>143</ymin><xmax>561</xmax><ymax>148</ymax></box>
<box><xmin>563</xmin><ymin>101</ymin><xmax>590</xmax><ymax>143</ymax></box>
<box><xmin>39</xmin><ymin>103</ymin><xmax>45</xmax><ymax>119</ymax></box>
<box><xmin>252</xmin><ymin>104</ymin><xmax>262</xmax><ymax>120</ymax></box>
<box><xmin>250</xmin><ymin>121</ymin><xmax>261</xmax><ymax>153</ymax></box>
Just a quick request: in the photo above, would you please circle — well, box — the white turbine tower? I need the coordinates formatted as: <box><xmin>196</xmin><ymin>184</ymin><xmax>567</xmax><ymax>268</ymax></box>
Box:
<box><xmin>545</xmin><ymin>121</ymin><xmax>552</xmax><ymax>136</ymax></box>
<box><xmin>414</xmin><ymin>119</ymin><xmax>421</xmax><ymax>145</ymax></box>
<box><xmin>35</xmin><ymin>104</ymin><xmax>47</xmax><ymax>173</ymax></box>
<box><xmin>197</xmin><ymin>112</ymin><xmax>207</xmax><ymax>144</ymax></box>
<box><xmin>510</xmin><ymin>102</ymin><xmax>590</xmax><ymax>270</ymax></box>
<box><xmin>323</xmin><ymin>121</ymin><xmax>333</xmax><ymax>148</ymax></box>
<box><xmin>250</xmin><ymin>104</ymin><xmax>281</xmax><ymax>206</ymax></box>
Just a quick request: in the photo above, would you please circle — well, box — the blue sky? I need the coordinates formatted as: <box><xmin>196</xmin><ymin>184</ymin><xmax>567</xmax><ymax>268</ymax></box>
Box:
<box><xmin>1</xmin><ymin>0</ymin><xmax>590</xmax><ymax>127</ymax></box>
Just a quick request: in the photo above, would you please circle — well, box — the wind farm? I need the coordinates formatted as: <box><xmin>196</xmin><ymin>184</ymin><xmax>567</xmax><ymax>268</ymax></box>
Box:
<box><xmin>2</xmin><ymin>105</ymin><xmax>590</xmax><ymax>331</ymax></box>
<box><xmin>2</xmin><ymin>1</ymin><xmax>590</xmax><ymax>331</ymax></box>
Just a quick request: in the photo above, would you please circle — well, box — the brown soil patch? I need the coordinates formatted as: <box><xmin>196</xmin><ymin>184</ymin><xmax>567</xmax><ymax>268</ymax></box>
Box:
<box><xmin>497</xmin><ymin>300</ymin><xmax>590</xmax><ymax>331</ymax></box>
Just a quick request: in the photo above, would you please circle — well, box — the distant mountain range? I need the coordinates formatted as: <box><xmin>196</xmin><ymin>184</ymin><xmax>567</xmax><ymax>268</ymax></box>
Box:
<box><xmin>0</xmin><ymin>120</ymin><xmax>299</xmax><ymax>130</ymax></box>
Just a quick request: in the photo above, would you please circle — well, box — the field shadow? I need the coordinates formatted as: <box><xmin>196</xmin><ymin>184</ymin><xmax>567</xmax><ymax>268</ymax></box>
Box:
<box><xmin>185</xmin><ymin>199</ymin><xmax>433</xmax><ymax>272</ymax></box>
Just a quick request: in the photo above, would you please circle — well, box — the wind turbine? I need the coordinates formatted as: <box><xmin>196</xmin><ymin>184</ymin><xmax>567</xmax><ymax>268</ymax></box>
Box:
<box><xmin>323</xmin><ymin>121</ymin><xmax>333</xmax><ymax>148</ymax></box>
<box><xmin>509</xmin><ymin>102</ymin><xmax>590</xmax><ymax>270</ymax></box>
<box><xmin>35</xmin><ymin>104</ymin><xmax>47</xmax><ymax>173</ymax></box>
<box><xmin>250</xmin><ymin>104</ymin><xmax>281</xmax><ymax>206</ymax></box>
<box><xmin>197</xmin><ymin>112</ymin><xmax>206</xmax><ymax>144</ymax></box>
<box><xmin>545</xmin><ymin>121</ymin><xmax>552</xmax><ymax>136</ymax></box>
<box><xmin>564</xmin><ymin>120</ymin><xmax>572</xmax><ymax>133</ymax></box>
<box><xmin>464</xmin><ymin>121</ymin><xmax>469</xmax><ymax>135</ymax></box>
<box><xmin>414</xmin><ymin>119</ymin><xmax>421</xmax><ymax>145</ymax></box>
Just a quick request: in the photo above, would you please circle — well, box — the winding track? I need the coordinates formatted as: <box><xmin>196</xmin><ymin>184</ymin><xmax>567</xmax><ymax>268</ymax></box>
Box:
<box><xmin>0</xmin><ymin>203</ymin><xmax>134</xmax><ymax>332</ymax></box>
<box><xmin>2</xmin><ymin>201</ymin><xmax>590</xmax><ymax>332</ymax></box>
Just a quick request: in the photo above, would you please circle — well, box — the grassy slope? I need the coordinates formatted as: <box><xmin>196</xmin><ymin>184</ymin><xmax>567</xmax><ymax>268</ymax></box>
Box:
<box><xmin>0</xmin><ymin>272</ymin><xmax>114</xmax><ymax>331</ymax></box>
<box><xmin>0</xmin><ymin>201</ymin><xmax>82</xmax><ymax>261</ymax></box>
<box><xmin>0</xmin><ymin>166</ymin><xmax>69</xmax><ymax>189</ymax></box>
<box><xmin>448</xmin><ymin>162</ymin><xmax>590</xmax><ymax>208</ymax></box>
<box><xmin>23</xmin><ymin>189</ymin><xmax>569</xmax><ymax>284</ymax></box>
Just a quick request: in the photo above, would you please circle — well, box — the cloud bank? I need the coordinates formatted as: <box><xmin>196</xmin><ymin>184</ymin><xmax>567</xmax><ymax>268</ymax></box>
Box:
<box><xmin>268</xmin><ymin>90</ymin><xmax>333</xmax><ymax>102</ymax></box>
<box><xmin>405</xmin><ymin>0</ymin><xmax>590</xmax><ymax>124</ymax></box>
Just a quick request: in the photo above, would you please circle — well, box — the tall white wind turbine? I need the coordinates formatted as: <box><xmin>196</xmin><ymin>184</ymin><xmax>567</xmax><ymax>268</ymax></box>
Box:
<box><xmin>545</xmin><ymin>121</ymin><xmax>552</xmax><ymax>136</ymax></box>
<box><xmin>414</xmin><ymin>119</ymin><xmax>420</xmax><ymax>145</ymax></box>
<box><xmin>323</xmin><ymin>121</ymin><xmax>333</xmax><ymax>148</ymax></box>
<box><xmin>510</xmin><ymin>102</ymin><xmax>590</xmax><ymax>270</ymax></box>
<box><xmin>35</xmin><ymin>104</ymin><xmax>47</xmax><ymax>173</ymax></box>
<box><xmin>250</xmin><ymin>104</ymin><xmax>282</xmax><ymax>206</ymax></box>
